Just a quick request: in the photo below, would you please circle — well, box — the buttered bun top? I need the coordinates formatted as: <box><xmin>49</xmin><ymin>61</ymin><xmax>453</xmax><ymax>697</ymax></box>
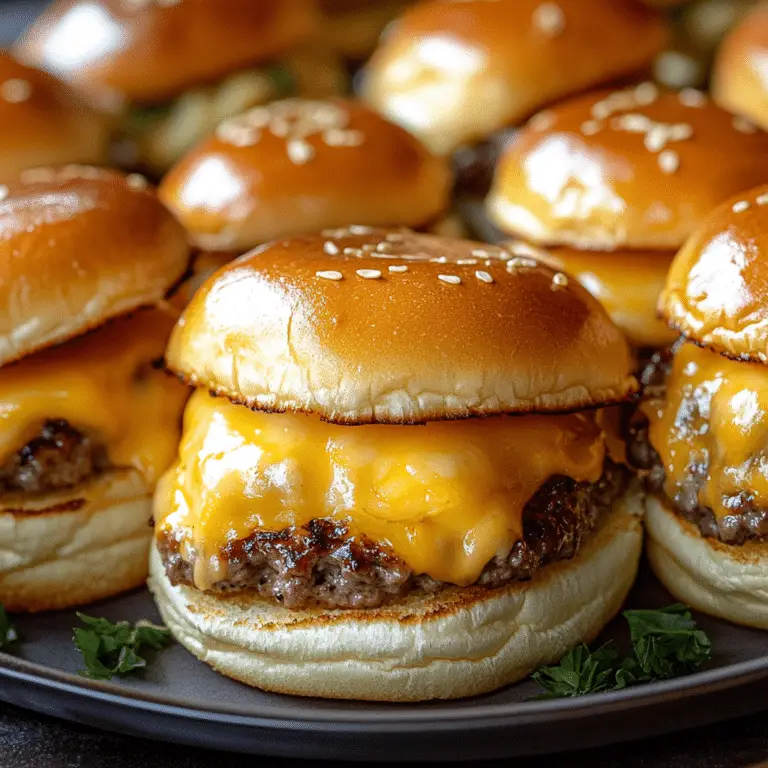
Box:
<box><xmin>0</xmin><ymin>52</ymin><xmax>111</xmax><ymax>179</ymax></box>
<box><xmin>361</xmin><ymin>0</ymin><xmax>667</xmax><ymax>155</ymax></box>
<box><xmin>661</xmin><ymin>185</ymin><xmax>768</xmax><ymax>362</ymax></box>
<box><xmin>487</xmin><ymin>84</ymin><xmax>768</xmax><ymax>250</ymax></box>
<box><xmin>0</xmin><ymin>166</ymin><xmax>189</xmax><ymax>366</ymax></box>
<box><xmin>167</xmin><ymin>229</ymin><xmax>637</xmax><ymax>424</ymax></box>
<box><xmin>712</xmin><ymin>3</ymin><xmax>768</xmax><ymax>131</ymax></box>
<box><xmin>15</xmin><ymin>0</ymin><xmax>318</xmax><ymax>104</ymax></box>
<box><xmin>159</xmin><ymin>99</ymin><xmax>452</xmax><ymax>251</ymax></box>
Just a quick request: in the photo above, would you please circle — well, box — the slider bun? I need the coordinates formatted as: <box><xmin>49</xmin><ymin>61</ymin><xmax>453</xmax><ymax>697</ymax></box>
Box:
<box><xmin>0</xmin><ymin>470</ymin><xmax>152</xmax><ymax>612</ymax></box>
<box><xmin>361</xmin><ymin>0</ymin><xmax>666</xmax><ymax>155</ymax></box>
<box><xmin>0</xmin><ymin>53</ymin><xmax>111</xmax><ymax>179</ymax></box>
<box><xmin>159</xmin><ymin>99</ymin><xmax>452</xmax><ymax>252</ymax></box>
<box><xmin>0</xmin><ymin>166</ymin><xmax>189</xmax><ymax>366</ymax></box>
<box><xmin>487</xmin><ymin>87</ymin><xmax>768</xmax><ymax>250</ymax></box>
<box><xmin>645</xmin><ymin>494</ymin><xmax>768</xmax><ymax>629</ymax></box>
<box><xmin>712</xmin><ymin>3</ymin><xmax>768</xmax><ymax>130</ymax></box>
<box><xmin>148</xmin><ymin>493</ymin><xmax>643</xmax><ymax>701</ymax></box>
<box><xmin>15</xmin><ymin>0</ymin><xmax>318</xmax><ymax>104</ymax></box>
<box><xmin>661</xmin><ymin>184</ymin><xmax>768</xmax><ymax>362</ymax></box>
<box><xmin>167</xmin><ymin>230</ymin><xmax>638</xmax><ymax>424</ymax></box>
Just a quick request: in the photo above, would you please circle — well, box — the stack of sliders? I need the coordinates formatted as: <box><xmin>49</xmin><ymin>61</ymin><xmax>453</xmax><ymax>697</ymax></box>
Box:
<box><xmin>361</xmin><ymin>0</ymin><xmax>667</xmax><ymax>189</ymax></box>
<box><xmin>149</xmin><ymin>228</ymin><xmax>643</xmax><ymax>701</ymax></box>
<box><xmin>640</xmin><ymin>186</ymin><xmax>768</xmax><ymax>629</ymax></box>
<box><xmin>0</xmin><ymin>167</ymin><xmax>190</xmax><ymax>612</ymax></box>
<box><xmin>15</xmin><ymin>0</ymin><xmax>345</xmax><ymax>172</ymax></box>
<box><xmin>486</xmin><ymin>83</ymin><xmax>768</xmax><ymax>354</ymax></box>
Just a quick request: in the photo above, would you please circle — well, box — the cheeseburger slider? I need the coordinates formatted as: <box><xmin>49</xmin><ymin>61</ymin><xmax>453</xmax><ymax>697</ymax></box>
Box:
<box><xmin>0</xmin><ymin>167</ymin><xmax>190</xmax><ymax>612</ymax></box>
<box><xmin>15</xmin><ymin>0</ymin><xmax>345</xmax><ymax>173</ymax></box>
<box><xmin>361</xmin><ymin>0</ymin><xmax>666</xmax><ymax>161</ymax></box>
<box><xmin>640</xmin><ymin>186</ymin><xmax>768</xmax><ymax>629</ymax></box>
<box><xmin>149</xmin><ymin>229</ymin><xmax>642</xmax><ymax>701</ymax></box>
<box><xmin>0</xmin><ymin>52</ymin><xmax>111</xmax><ymax>180</ymax></box>
<box><xmin>487</xmin><ymin>84</ymin><xmax>768</xmax><ymax>351</ymax></box>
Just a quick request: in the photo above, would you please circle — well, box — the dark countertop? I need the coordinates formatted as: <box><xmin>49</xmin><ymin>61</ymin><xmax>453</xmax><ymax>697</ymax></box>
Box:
<box><xmin>0</xmin><ymin>702</ymin><xmax>766</xmax><ymax>768</ymax></box>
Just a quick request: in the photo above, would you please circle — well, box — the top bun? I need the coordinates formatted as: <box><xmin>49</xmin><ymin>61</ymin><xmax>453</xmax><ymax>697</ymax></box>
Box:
<box><xmin>167</xmin><ymin>229</ymin><xmax>637</xmax><ymax>424</ymax></box>
<box><xmin>487</xmin><ymin>85</ymin><xmax>768</xmax><ymax>250</ymax></box>
<box><xmin>0</xmin><ymin>53</ymin><xmax>111</xmax><ymax>180</ymax></box>
<box><xmin>661</xmin><ymin>185</ymin><xmax>768</xmax><ymax>362</ymax></box>
<box><xmin>15</xmin><ymin>0</ymin><xmax>318</xmax><ymax>104</ymax></box>
<box><xmin>361</xmin><ymin>0</ymin><xmax>666</xmax><ymax>155</ymax></box>
<box><xmin>159</xmin><ymin>98</ymin><xmax>452</xmax><ymax>252</ymax></box>
<box><xmin>712</xmin><ymin>3</ymin><xmax>768</xmax><ymax>131</ymax></box>
<box><xmin>0</xmin><ymin>166</ymin><xmax>189</xmax><ymax>366</ymax></box>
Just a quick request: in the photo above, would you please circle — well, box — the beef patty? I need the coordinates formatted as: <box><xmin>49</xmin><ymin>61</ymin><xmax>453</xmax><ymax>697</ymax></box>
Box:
<box><xmin>631</xmin><ymin>349</ymin><xmax>768</xmax><ymax>545</ymax></box>
<box><xmin>0</xmin><ymin>420</ymin><xmax>108</xmax><ymax>494</ymax></box>
<box><xmin>158</xmin><ymin>462</ymin><xmax>627</xmax><ymax>610</ymax></box>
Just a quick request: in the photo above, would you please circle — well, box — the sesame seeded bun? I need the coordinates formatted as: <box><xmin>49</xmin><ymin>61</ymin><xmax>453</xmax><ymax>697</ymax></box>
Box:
<box><xmin>487</xmin><ymin>85</ymin><xmax>768</xmax><ymax>250</ymax></box>
<box><xmin>15</xmin><ymin>0</ymin><xmax>318</xmax><ymax>104</ymax></box>
<box><xmin>712</xmin><ymin>3</ymin><xmax>768</xmax><ymax>131</ymax></box>
<box><xmin>0</xmin><ymin>53</ymin><xmax>112</xmax><ymax>179</ymax></box>
<box><xmin>645</xmin><ymin>494</ymin><xmax>768</xmax><ymax>630</ymax></box>
<box><xmin>166</xmin><ymin>229</ymin><xmax>638</xmax><ymax>424</ymax></box>
<box><xmin>0</xmin><ymin>166</ymin><xmax>189</xmax><ymax>366</ymax></box>
<box><xmin>660</xmin><ymin>184</ymin><xmax>768</xmax><ymax>362</ymax></box>
<box><xmin>361</xmin><ymin>0</ymin><xmax>667</xmax><ymax>155</ymax></box>
<box><xmin>159</xmin><ymin>99</ymin><xmax>452</xmax><ymax>252</ymax></box>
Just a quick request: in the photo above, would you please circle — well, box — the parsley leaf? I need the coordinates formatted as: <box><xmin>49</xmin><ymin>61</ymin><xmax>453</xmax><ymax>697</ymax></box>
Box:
<box><xmin>0</xmin><ymin>605</ymin><xmax>19</xmax><ymax>650</ymax></box>
<box><xmin>532</xmin><ymin>642</ymin><xmax>620</xmax><ymax>698</ymax></box>
<box><xmin>74</xmin><ymin>613</ymin><xmax>171</xmax><ymax>680</ymax></box>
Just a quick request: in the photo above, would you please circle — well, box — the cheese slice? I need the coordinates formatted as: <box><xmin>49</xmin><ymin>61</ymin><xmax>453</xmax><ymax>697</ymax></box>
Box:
<box><xmin>646</xmin><ymin>342</ymin><xmax>768</xmax><ymax>521</ymax></box>
<box><xmin>0</xmin><ymin>309</ymin><xmax>189</xmax><ymax>486</ymax></box>
<box><xmin>157</xmin><ymin>390</ymin><xmax>607</xmax><ymax>588</ymax></box>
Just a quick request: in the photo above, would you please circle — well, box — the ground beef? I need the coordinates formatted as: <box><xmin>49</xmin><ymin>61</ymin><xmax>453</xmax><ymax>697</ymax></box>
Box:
<box><xmin>0</xmin><ymin>420</ymin><xmax>108</xmax><ymax>494</ymax></box>
<box><xmin>634</xmin><ymin>351</ymin><xmax>768</xmax><ymax>544</ymax></box>
<box><xmin>158</xmin><ymin>462</ymin><xmax>627</xmax><ymax>610</ymax></box>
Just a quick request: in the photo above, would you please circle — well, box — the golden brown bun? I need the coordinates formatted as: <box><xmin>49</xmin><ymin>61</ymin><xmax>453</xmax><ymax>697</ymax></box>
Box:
<box><xmin>15</xmin><ymin>0</ymin><xmax>318</xmax><ymax>104</ymax></box>
<box><xmin>0</xmin><ymin>53</ymin><xmax>112</xmax><ymax>179</ymax></box>
<box><xmin>660</xmin><ymin>184</ymin><xmax>768</xmax><ymax>361</ymax></box>
<box><xmin>0</xmin><ymin>166</ymin><xmax>189</xmax><ymax>366</ymax></box>
<box><xmin>148</xmin><ymin>492</ymin><xmax>643</xmax><ymax>701</ymax></box>
<box><xmin>712</xmin><ymin>3</ymin><xmax>768</xmax><ymax>130</ymax></box>
<box><xmin>645</xmin><ymin>494</ymin><xmax>768</xmax><ymax>629</ymax></box>
<box><xmin>167</xmin><ymin>229</ymin><xmax>638</xmax><ymax>423</ymax></box>
<box><xmin>159</xmin><ymin>99</ymin><xmax>452</xmax><ymax>251</ymax></box>
<box><xmin>538</xmin><ymin>246</ymin><xmax>677</xmax><ymax>348</ymax></box>
<box><xmin>487</xmin><ymin>86</ymin><xmax>768</xmax><ymax>250</ymax></box>
<box><xmin>361</xmin><ymin>0</ymin><xmax>666</xmax><ymax>155</ymax></box>
<box><xmin>0</xmin><ymin>470</ymin><xmax>153</xmax><ymax>612</ymax></box>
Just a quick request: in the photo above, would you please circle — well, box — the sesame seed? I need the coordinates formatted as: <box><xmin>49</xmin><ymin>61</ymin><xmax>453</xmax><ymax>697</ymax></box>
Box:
<box><xmin>611</xmin><ymin>114</ymin><xmax>652</xmax><ymax>133</ymax></box>
<box><xmin>580</xmin><ymin>120</ymin><xmax>601</xmax><ymax>136</ymax></box>
<box><xmin>472</xmin><ymin>248</ymin><xmax>496</xmax><ymax>258</ymax></box>
<box><xmin>322</xmin><ymin>128</ymin><xmax>365</xmax><ymax>147</ymax></box>
<box><xmin>438</xmin><ymin>274</ymin><xmax>461</xmax><ymax>285</ymax></box>
<box><xmin>356</xmin><ymin>269</ymin><xmax>382</xmax><ymax>279</ymax></box>
<box><xmin>430</xmin><ymin>256</ymin><xmax>448</xmax><ymax>264</ymax></box>
<box><xmin>348</xmin><ymin>225</ymin><xmax>375</xmax><ymax>235</ymax></box>
<box><xmin>376</xmin><ymin>242</ymin><xmax>392</xmax><ymax>253</ymax></box>
<box><xmin>475</xmin><ymin>270</ymin><xmax>494</xmax><ymax>284</ymax></box>
<box><xmin>644</xmin><ymin>125</ymin><xmax>668</xmax><ymax>152</ymax></box>
<box><xmin>658</xmin><ymin>150</ymin><xmax>680</xmax><ymax>174</ymax></box>
<box><xmin>316</xmin><ymin>270</ymin><xmax>343</xmax><ymax>281</ymax></box>
<box><xmin>733</xmin><ymin>116</ymin><xmax>758</xmax><ymax>134</ymax></box>
<box><xmin>756</xmin><ymin>193</ymin><xmax>768</xmax><ymax>206</ymax></box>
<box><xmin>732</xmin><ymin>200</ymin><xmax>751</xmax><ymax>213</ymax></box>
<box><xmin>591</xmin><ymin>101</ymin><xmax>612</xmax><ymax>120</ymax></box>
<box><xmin>323</xmin><ymin>241</ymin><xmax>339</xmax><ymax>255</ymax></box>
<box><xmin>126</xmin><ymin>173</ymin><xmax>149</xmax><ymax>190</ymax></box>
<box><xmin>678</xmin><ymin>88</ymin><xmax>707</xmax><ymax>108</ymax></box>
<box><xmin>634</xmin><ymin>82</ymin><xmax>659</xmax><ymax>106</ymax></box>
<box><xmin>507</xmin><ymin>256</ymin><xmax>538</xmax><ymax>270</ymax></box>
<box><xmin>343</xmin><ymin>247</ymin><xmax>363</xmax><ymax>256</ymax></box>
<box><xmin>507</xmin><ymin>242</ymin><xmax>541</xmax><ymax>258</ymax></box>
<box><xmin>388</xmin><ymin>265</ymin><xmax>408</xmax><ymax>273</ymax></box>
<box><xmin>551</xmin><ymin>272</ymin><xmax>569</xmax><ymax>288</ymax></box>
<box><xmin>0</xmin><ymin>78</ymin><xmax>31</xmax><ymax>103</ymax></box>
<box><xmin>0</xmin><ymin>185</ymin><xmax>8</xmax><ymax>201</ymax></box>
<box><xmin>456</xmin><ymin>258</ymin><xmax>478</xmax><ymax>265</ymax></box>
<box><xmin>386</xmin><ymin>232</ymin><xmax>405</xmax><ymax>242</ymax></box>
<box><xmin>287</xmin><ymin>138</ymin><xmax>315</xmax><ymax>165</ymax></box>
<box><xmin>528</xmin><ymin>110</ymin><xmax>554</xmax><ymax>132</ymax></box>
<box><xmin>533</xmin><ymin>2</ymin><xmax>565</xmax><ymax>36</ymax></box>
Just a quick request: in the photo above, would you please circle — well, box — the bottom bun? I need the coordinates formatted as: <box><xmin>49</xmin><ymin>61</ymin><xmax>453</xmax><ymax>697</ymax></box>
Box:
<box><xmin>0</xmin><ymin>470</ymin><xmax>153</xmax><ymax>612</ymax></box>
<box><xmin>148</xmin><ymin>490</ymin><xmax>643</xmax><ymax>701</ymax></box>
<box><xmin>646</xmin><ymin>494</ymin><xmax>768</xmax><ymax>629</ymax></box>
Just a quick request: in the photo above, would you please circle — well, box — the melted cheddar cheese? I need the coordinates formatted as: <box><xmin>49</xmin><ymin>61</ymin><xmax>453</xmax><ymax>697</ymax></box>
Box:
<box><xmin>156</xmin><ymin>390</ymin><xmax>607</xmax><ymax>588</ymax></box>
<box><xmin>646</xmin><ymin>343</ymin><xmax>768</xmax><ymax>520</ymax></box>
<box><xmin>0</xmin><ymin>309</ymin><xmax>189</xmax><ymax>485</ymax></box>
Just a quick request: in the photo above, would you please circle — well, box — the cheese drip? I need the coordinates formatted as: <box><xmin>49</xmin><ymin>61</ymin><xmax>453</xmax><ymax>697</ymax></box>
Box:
<box><xmin>0</xmin><ymin>310</ymin><xmax>189</xmax><ymax>485</ymax></box>
<box><xmin>157</xmin><ymin>390</ymin><xmax>607</xmax><ymax>588</ymax></box>
<box><xmin>646</xmin><ymin>343</ymin><xmax>768</xmax><ymax>521</ymax></box>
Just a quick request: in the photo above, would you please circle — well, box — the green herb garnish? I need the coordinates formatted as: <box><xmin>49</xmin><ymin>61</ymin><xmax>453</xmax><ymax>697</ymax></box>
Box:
<box><xmin>74</xmin><ymin>613</ymin><xmax>171</xmax><ymax>680</ymax></box>
<box><xmin>0</xmin><ymin>605</ymin><xmax>19</xmax><ymax>650</ymax></box>
<box><xmin>533</xmin><ymin>604</ymin><xmax>712</xmax><ymax>698</ymax></box>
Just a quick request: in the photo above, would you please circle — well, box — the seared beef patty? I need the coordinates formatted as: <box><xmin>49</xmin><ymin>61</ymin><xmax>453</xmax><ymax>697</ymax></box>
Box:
<box><xmin>0</xmin><ymin>420</ymin><xmax>108</xmax><ymax>494</ymax></box>
<box><xmin>158</xmin><ymin>462</ymin><xmax>627</xmax><ymax>610</ymax></box>
<box><xmin>632</xmin><ymin>350</ymin><xmax>768</xmax><ymax>544</ymax></box>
